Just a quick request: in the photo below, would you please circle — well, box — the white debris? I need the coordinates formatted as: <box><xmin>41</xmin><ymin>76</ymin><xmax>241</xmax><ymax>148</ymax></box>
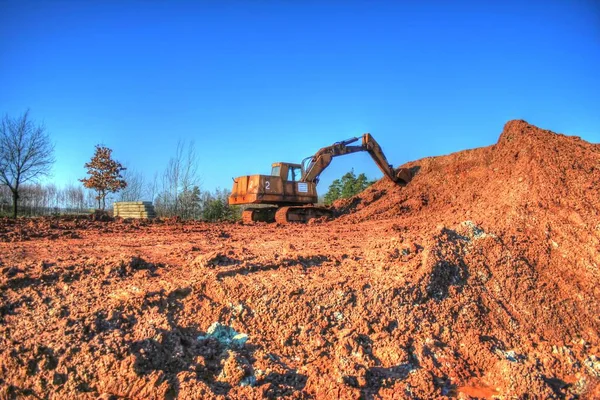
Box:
<box><xmin>197</xmin><ymin>322</ymin><xmax>249</xmax><ymax>349</ymax></box>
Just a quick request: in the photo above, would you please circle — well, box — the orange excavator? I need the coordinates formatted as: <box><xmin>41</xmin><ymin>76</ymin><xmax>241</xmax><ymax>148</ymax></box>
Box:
<box><xmin>229</xmin><ymin>134</ymin><xmax>411</xmax><ymax>223</ymax></box>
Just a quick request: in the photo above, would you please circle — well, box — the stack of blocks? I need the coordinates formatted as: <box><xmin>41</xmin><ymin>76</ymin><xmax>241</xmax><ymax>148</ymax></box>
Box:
<box><xmin>113</xmin><ymin>201</ymin><xmax>156</xmax><ymax>219</ymax></box>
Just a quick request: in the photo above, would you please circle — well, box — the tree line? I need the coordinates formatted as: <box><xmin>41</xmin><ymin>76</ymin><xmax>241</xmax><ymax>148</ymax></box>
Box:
<box><xmin>1</xmin><ymin>110</ymin><xmax>373</xmax><ymax>220</ymax></box>
<box><xmin>322</xmin><ymin>170</ymin><xmax>375</xmax><ymax>204</ymax></box>
<box><xmin>0</xmin><ymin>110</ymin><xmax>240</xmax><ymax>221</ymax></box>
<box><xmin>0</xmin><ymin>183</ymin><xmax>96</xmax><ymax>216</ymax></box>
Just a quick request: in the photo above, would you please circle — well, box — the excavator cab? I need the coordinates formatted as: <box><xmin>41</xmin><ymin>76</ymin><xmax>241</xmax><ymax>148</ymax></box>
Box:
<box><xmin>229</xmin><ymin>162</ymin><xmax>318</xmax><ymax>209</ymax></box>
<box><xmin>271</xmin><ymin>163</ymin><xmax>303</xmax><ymax>182</ymax></box>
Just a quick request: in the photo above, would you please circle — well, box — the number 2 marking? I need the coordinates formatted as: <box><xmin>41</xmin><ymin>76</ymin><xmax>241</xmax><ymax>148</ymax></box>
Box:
<box><xmin>265</xmin><ymin>181</ymin><xmax>270</xmax><ymax>190</ymax></box>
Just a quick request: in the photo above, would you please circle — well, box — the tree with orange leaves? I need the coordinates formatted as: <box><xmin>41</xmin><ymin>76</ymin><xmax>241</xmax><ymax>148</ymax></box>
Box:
<box><xmin>80</xmin><ymin>145</ymin><xmax>127</xmax><ymax>210</ymax></box>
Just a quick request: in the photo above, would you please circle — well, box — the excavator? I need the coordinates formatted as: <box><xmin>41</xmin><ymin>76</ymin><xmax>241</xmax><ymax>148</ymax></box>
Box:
<box><xmin>229</xmin><ymin>133</ymin><xmax>412</xmax><ymax>224</ymax></box>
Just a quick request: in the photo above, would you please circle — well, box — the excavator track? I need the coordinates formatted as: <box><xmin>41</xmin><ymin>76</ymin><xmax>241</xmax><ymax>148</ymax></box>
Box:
<box><xmin>242</xmin><ymin>210</ymin><xmax>255</xmax><ymax>224</ymax></box>
<box><xmin>275</xmin><ymin>206</ymin><xmax>333</xmax><ymax>224</ymax></box>
<box><xmin>274</xmin><ymin>207</ymin><xmax>290</xmax><ymax>224</ymax></box>
<box><xmin>242</xmin><ymin>207</ymin><xmax>278</xmax><ymax>224</ymax></box>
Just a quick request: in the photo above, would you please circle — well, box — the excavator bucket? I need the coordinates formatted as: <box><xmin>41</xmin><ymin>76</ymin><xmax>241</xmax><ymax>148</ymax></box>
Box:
<box><xmin>395</xmin><ymin>167</ymin><xmax>413</xmax><ymax>185</ymax></box>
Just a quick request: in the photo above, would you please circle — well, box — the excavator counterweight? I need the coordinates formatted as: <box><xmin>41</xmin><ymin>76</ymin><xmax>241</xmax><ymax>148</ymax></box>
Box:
<box><xmin>229</xmin><ymin>133</ymin><xmax>411</xmax><ymax>223</ymax></box>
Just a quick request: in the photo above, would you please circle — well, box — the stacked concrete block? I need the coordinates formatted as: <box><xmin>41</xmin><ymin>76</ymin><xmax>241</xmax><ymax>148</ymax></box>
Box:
<box><xmin>113</xmin><ymin>201</ymin><xmax>156</xmax><ymax>219</ymax></box>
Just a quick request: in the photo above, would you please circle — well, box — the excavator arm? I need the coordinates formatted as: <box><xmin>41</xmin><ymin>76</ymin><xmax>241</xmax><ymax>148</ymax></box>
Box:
<box><xmin>301</xmin><ymin>133</ymin><xmax>411</xmax><ymax>185</ymax></box>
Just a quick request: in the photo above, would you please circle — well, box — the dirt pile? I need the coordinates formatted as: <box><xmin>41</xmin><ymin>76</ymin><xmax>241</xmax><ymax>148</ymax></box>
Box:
<box><xmin>0</xmin><ymin>120</ymin><xmax>599</xmax><ymax>399</ymax></box>
<box><xmin>331</xmin><ymin>119</ymin><xmax>600</xmax><ymax>396</ymax></box>
<box><xmin>335</xmin><ymin>119</ymin><xmax>600</xmax><ymax>226</ymax></box>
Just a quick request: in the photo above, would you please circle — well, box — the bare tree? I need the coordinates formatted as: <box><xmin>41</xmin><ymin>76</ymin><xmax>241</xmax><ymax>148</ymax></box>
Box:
<box><xmin>0</xmin><ymin>110</ymin><xmax>55</xmax><ymax>217</ymax></box>
<box><xmin>118</xmin><ymin>167</ymin><xmax>146</xmax><ymax>202</ymax></box>
<box><xmin>158</xmin><ymin>140</ymin><xmax>201</xmax><ymax>217</ymax></box>
<box><xmin>148</xmin><ymin>171</ymin><xmax>159</xmax><ymax>204</ymax></box>
<box><xmin>0</xmin><ymin>185</ymin><xmax>11</xmax><ymax>214</ymax></box>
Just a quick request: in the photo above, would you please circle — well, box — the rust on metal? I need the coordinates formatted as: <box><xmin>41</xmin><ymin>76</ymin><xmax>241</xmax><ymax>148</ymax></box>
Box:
<box><xmin>229</xmin><ymin>133</ymin><xmax>409</xmax><ymax>223</ymax></box>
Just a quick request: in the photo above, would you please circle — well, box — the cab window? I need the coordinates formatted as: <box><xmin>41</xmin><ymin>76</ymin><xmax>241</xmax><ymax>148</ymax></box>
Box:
<box><xmin>288</xmin><ymin>167</ymin><xmax>300</xmax><ymax>181</ymax></box>
<box><xmin>271</xmin><ymin>166</ymin><xmax>280</xmax><ymax>177</ymax></box>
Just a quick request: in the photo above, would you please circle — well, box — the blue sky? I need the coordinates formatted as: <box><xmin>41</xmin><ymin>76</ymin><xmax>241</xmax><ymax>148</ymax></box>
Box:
<box><xmin>1</xmin><ymin>0</ymin><xmax>599</xmax><ymax>196</ymax></box>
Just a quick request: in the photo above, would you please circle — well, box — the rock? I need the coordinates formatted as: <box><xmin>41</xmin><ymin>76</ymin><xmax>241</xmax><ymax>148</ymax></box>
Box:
<box><xmin>191</xmin><ymin>252</ymin><xmax>235</xmax><ymax>268</ymax></box>
<box><xmin>218</xmin><ymin>350</ymin><xmax>254</xmax><ymax>386</ymax></box>
<box><xmin>198</xmin><ymin>322</ymin><xmax>249</xmax><ymax>349</ymax></box>
<box><xmin>232</xmin><ymin>333</ymin><xmax>249</xmax><ymax>348</ymax></box>
<box><xmin>585</xmin><ymin>355</ymin><xmax>600</xmax><ymax>377</ymax></box>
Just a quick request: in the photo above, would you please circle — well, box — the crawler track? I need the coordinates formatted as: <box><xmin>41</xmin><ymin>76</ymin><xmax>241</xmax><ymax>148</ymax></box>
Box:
<box><xmin>275</xmin><ymin>206</ymin><xmax>332</xmax><ymax>224</ymax></box>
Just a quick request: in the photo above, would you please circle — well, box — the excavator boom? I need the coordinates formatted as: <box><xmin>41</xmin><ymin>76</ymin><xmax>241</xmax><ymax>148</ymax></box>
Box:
<box><xmin>301</xmin><ymin>133</ymin><xmax>409</xmax><ymax>185</ymax></box>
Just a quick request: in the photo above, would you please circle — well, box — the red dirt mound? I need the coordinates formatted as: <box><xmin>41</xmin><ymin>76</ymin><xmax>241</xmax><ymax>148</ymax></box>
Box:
<box><xmin>335</xmin><ymin>119</ymin><xmax>600</xmax><ymax>226</ymax></box>
<box><xmin>0</xmin><ymin>120</ymin><xmax>599</xmax><ymax>399</ymax></box>
<box><xmin>330</xmin><ymin>119</ymin><xmax>600</xmax><ymax>396</ymax></box>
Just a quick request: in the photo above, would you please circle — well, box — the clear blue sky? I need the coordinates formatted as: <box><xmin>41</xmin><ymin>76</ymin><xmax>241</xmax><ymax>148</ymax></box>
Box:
<box><xmin>1</xmin><ymin>0</ymin><xmax>599</xmax><ymax>196</ymax></box>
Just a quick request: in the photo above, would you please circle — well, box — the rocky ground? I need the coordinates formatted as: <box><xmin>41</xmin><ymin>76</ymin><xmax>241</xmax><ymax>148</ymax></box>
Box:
<box><xmin>1</xmin><ymin>120</ymin><xmax>599</xmax><ymax>399</ymax></box>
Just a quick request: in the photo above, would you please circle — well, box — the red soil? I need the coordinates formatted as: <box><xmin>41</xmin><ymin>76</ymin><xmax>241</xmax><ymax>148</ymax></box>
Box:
<box><xmin>1</xmin><ymin>120</ymin><xmax>599</xmax><ymax>399</ymax></box>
